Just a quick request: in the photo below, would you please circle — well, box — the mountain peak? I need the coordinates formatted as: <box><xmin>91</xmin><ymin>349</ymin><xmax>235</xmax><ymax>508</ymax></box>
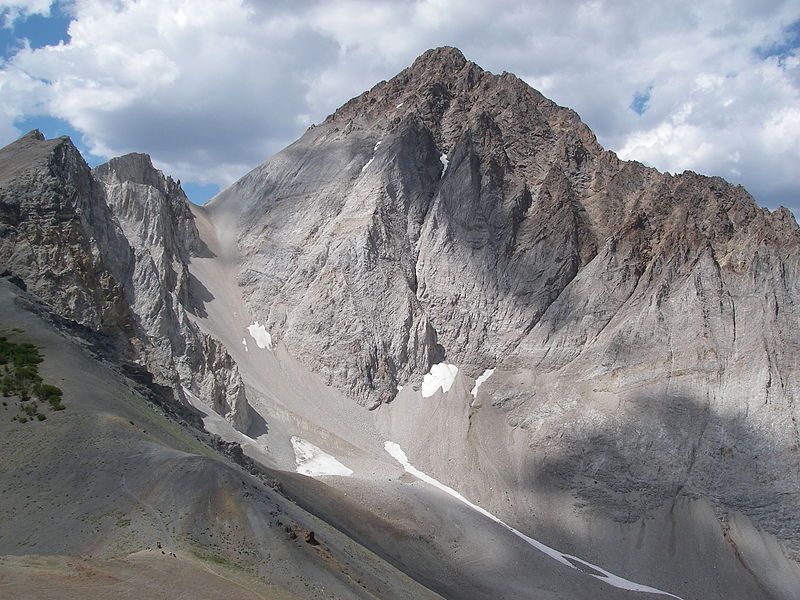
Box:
<box><xmin>95</xmin><ymin>152</ymin><xmax>158</xmax><ymax>185</ymax></box>
<box><xmin>23</xmin><ymin>129</ymin><xmax>45</xmax><ymax>142</ymax></box>
<box><xmin>323</xmin><ymin>48</ymin><xmax>474</xmax><ymax>128</ymax></box>
<box><xmin>320</xmin><ymin>46</ymin><xmax>595</xmax><ymax>181</ymax></box>
<box><xmin>323</xmin><ymin>46</ymin><xmax>533</xmax><ymax>145</ymax></box>
<box><xmin>94</xmin><ymin>152</ymin><xmax>184</xmax><ymax>198</ymax></box>
<box><xmin>0</xmin><ymin>130</ymin><xmax>76</xmax><ymax>185</ymax></box>
<box><xmin>408</xmin><ymin>46</ymin><xmax>468</xmax><ymax>73</ymax></box>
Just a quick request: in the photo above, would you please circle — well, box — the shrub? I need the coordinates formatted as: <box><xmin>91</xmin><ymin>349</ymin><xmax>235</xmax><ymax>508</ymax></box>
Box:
<box><xmin>0</xmin><ymin>338</ymin><xmax>64</xmax><ymax>416</ymax></box>
<box><xmin>34</xmin><ymin>384</ymin><xmax>63</xmax><ymax>403</ymax></box>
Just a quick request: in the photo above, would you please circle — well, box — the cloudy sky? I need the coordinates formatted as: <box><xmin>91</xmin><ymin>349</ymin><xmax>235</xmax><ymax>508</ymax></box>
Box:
<box><xmin>0</xmin><ymin>0</ymin><xmax>798</xmax><ymax>213</ymax></box>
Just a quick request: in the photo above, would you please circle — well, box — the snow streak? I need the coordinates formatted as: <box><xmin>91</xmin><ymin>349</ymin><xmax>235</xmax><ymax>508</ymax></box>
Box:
<box><xmin>384</xmin><ymin>441</ymin><xmax>683</xmax><ymax>599</ymax></box>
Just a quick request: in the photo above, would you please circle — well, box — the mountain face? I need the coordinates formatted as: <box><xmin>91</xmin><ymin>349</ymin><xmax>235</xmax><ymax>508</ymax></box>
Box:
<box><xmin>210</xmin><ymin>43</ymin><xmax>799</xmax><ymax>542</ymax></box>
<box><xmin>2</xmin><ymin>46</ymin><xmax>800</xmax><ymax>600</ymax></box>
<box><xmin>0</xmin><ymin>130</ymin><xmax>132</xmax><ymax>334</ymax></box>
<box><xmin>94</xmin><ymin>153</ymin><xmax>250</xmax><ymax>431</ymax></box>
<box><xmin>210</xmin><ymin>46</ymin><xmax>799</xmax><ymax>409</ymax></box>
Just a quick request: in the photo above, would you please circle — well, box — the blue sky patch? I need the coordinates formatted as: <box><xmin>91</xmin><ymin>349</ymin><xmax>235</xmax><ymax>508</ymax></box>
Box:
<box><xmin>1</xmin><ymin>4</ymin><xmax>72</xmax><ymax>59</ymax></box>
<box><xmin>182</xmin><ymin>182</ymin><xmax>220</xmax><ymax>205</ymax></box>
<box><xmin>629</xmin><ymin>87</ymin><xmax>652</xmax><ymax>115</ymax></box>
<box><xmin>755</xmin><ymin>19</ymin><xmax>800</xmax><ymax>60</ymax></box>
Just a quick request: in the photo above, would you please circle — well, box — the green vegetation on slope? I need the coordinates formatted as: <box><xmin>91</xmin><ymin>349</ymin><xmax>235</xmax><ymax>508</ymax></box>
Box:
<box><xmin>0</xmin><ymin>333</ymin><xmax>65</xmax><ymax>422</ymax></box>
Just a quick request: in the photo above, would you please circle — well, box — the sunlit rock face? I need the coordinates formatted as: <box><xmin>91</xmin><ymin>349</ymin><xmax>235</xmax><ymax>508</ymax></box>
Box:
<box><xmin>95</xmin><ymin>153</ymin><xmax>249</xmax><ymax>430</ymax></box>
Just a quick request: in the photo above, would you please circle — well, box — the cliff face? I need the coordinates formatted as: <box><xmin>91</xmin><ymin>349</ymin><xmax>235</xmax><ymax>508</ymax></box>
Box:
<box><xmin>209</xmin><ymin>46</ymin><xmax>798</xmax><ymax>399</ymax></box>
<box><xmin>0</xmin><ymin>134</ymin><xmax>249</xmax><ymax>431</ymax></box>
<box><xmin>208</xmin><ymin>47</ymin><xmax>800</xmax><ymax>556</ymax></box>
<box><xmin>94</xmin><ymin>154</ymin><xmax>249</xmax><ymax>431</ymax></box>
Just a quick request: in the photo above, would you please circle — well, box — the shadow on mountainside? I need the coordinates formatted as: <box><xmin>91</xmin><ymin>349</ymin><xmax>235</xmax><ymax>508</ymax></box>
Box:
<box><xmin>246</xmin><ymin>404</ymin><xmax>269</xmax><ymax>437</ymax></box>
<box><xmin>184</xmin><ymin>273</ymin><xmax>215</xmax><ymax>318</ymax></box>
<box><xmin>190</xmin><ymin>234</ymin><xmax>216</xmax><ymax>259</ymax></box>
<box><xmin>520</xmin><ymin>389</ymin><xmax>800</xmax><ymax>558</ymax></box>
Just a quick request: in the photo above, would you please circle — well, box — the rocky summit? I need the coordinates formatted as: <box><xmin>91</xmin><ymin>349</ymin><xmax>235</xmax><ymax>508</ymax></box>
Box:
<box><xmin>1</xmin><ymin>47</ymin><xmax>799</xmax><ymax>600</ymax></box>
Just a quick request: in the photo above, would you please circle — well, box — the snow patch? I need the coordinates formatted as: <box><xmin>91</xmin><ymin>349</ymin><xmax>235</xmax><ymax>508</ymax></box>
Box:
<box><xmin>247</xmin><ymin>322</ymin><xmax>273</xmax><ymax>350</ymax></box>
<box><xmin>362</xmin><ymin>141</ymin><xmax>382</xmax><ymax>172</ymax></box>
<box><xmin>421</xmin><ymin>362</ymin><xmax>458</xmax><ymax>398</ymax></box>
<box><xmin>470</xmin><ymin>368</ymin><xmax>494</xmax><ymax>397</ymax></box>
<box><xmin>396</xmin><ymin>102</ymin><xmax>404</xmax><ymax>108</ymax></box>
<box><xmin>383</xmin><ymin>441</ymin><xmax>683</xmax><ymax>599</ymax></box>
<box><xmin>384</xmin><ymin>441</ymin><xmax>410</xmax><ymax>465</ymax></box>
<box><xmin>440</xmin><ymin>153</ymin><xmax>449</xmax><ymax>176</ymax></box>
<box><xmin>291</xmin><ymin>436</ymin><xmax>353</xmax><ymax>477</ymax></box>
<box><xmin>397</xmin><ymin>385</ymin><xmax>404</xmax><ymax>392</ymax></box>
<box><xmin>241</xmin><ymin>337</ymin><xmax>248</xmax><ymax>352</ymax></box>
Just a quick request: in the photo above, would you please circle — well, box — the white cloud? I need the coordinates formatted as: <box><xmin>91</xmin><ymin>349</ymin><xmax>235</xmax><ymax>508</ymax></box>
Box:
<box><xmin>1</xmin><ymin>0</ymin><xmax>53</xmax><ymax>27</ymax></box>
<box><xmin>616</xmin><ymin>49</ymin><xmax>800</xmax><ymax>203</ymax></box>
<box><xmin>0</xmin><ymin>65</ymin><xmax>47</xmax><ymax>141</ymax></box>
<box><xmin>0</xmin><ymin>0</ymin><xmax>797</xmax><ymax>213</ymax></box>
<box><xmin>2</xmin><ymin>0</ymin><xmax>338</xmax><ymax>184</ymax></box>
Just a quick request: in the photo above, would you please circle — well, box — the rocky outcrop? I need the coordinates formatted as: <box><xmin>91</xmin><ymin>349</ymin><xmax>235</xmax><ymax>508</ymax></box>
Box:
<box><xmin>207</xmin><ymin>47</ymin><xmax>800</xmax><ymax>556</ymax></box>
<box><xmin>0</xmin><ymin>131</ymin><xmax>133</xmax><ymax>337</ymax></box>
<box><xmin>0</xmin><ymin>134</ymin><xmax>249</xmax><ymax>431</ymax></box>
